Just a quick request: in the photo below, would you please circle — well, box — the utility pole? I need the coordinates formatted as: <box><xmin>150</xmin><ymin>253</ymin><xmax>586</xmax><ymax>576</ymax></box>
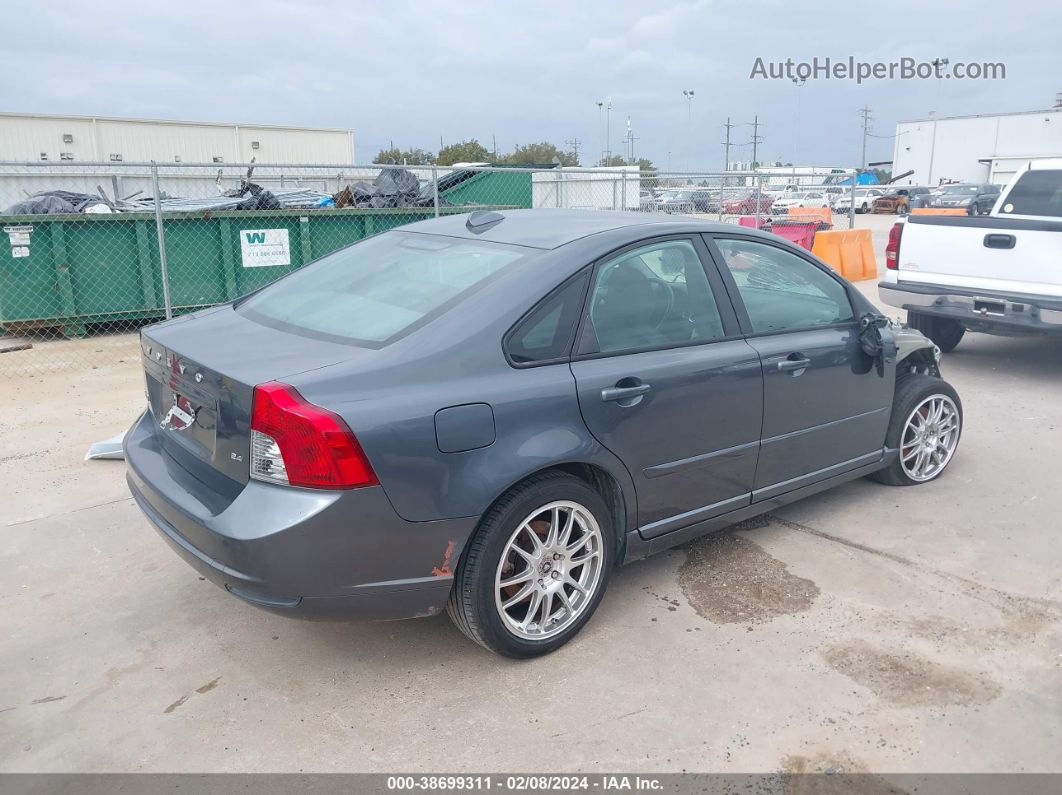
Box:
<box><xmin>492</xmin><ymin>135</ymin><xmax>498</xmax><ymax>161</ymax></box>
<box><xmin>721</xmin><ymin>117</ymin><xmax>734</xmax><ymax>172</ymax></box>
<box><xmin>859</xmin><ymin>105</ymin><xmax>872</xmax><ymax>173</ymax></box>
<box><xmin>748</xmin><ymin>115</ymin><xmax>762</xmax><ymax>170</ymax></box>
<box><xmin>565</xmin><ymin>137</ymin><xmax>581</xmax><ymax>165</ymax></box>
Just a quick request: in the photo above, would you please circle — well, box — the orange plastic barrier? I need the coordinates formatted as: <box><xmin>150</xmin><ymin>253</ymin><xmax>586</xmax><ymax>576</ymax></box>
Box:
<box><xmin>811</xmin><ymin>228</ymin><xmax>877</xmax><ymax>281</ymax></box>
<box><xmin>787</xmin><ymin>206</ymin><xmax>833</xmax><ymax>225</ymax></box>
<box><xmin>911</xmin><ymin>208</ymin><xmax>967</xmax><ymax>216</ymax></box>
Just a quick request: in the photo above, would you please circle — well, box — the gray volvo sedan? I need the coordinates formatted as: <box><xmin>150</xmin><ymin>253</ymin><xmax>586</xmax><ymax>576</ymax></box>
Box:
<box><xmin>126</xmin><ymin>209</ymin><xmax>961</xmax><ymax>657</ymax></box>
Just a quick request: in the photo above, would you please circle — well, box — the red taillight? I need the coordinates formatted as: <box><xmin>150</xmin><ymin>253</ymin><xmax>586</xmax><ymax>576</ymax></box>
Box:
<box><xmin>885</xmin><ymin>222</ymin><xmax>902</xmax><ymax>270</ymax></box>
<box><xmin>249</xmin><ymin>381</ymin><xmax>378</xmax><ymax>490</ymax></box>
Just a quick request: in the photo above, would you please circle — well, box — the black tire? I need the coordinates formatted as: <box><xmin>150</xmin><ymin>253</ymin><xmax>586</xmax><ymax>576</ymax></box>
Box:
<box><xmin>872</xmin><ymin>374</ymin><xmax>963</xmax><ymax>486</ymax></box>
<box><xmin>907</xmin><ymin>311</ymin><xmax>966</xmax><ymax>353</ymax></box>
<box><xmin>860</xmin><ymin>202</ymin><xmax>869</xmax><ymax>213</ymax></box>
<box><xmin>446</xmin><ymin>471</ymin><xmax>614</xmax><ymax>658</ymax></box>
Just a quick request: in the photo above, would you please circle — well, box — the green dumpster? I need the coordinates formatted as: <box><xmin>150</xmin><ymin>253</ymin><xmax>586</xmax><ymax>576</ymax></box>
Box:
<box><xmin>0</xmin><ymin>204</ymin><xmax>519</xmax><ymax>337</ymax></box>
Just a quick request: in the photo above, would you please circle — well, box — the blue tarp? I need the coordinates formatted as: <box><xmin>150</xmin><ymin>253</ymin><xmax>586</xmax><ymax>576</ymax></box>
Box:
<box><xmin>837</xmin><ymin>171</ymin><xmax>880</xmax><ymax>186</ymax></box>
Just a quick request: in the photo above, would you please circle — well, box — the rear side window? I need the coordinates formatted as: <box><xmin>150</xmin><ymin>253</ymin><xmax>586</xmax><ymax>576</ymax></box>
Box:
<box><xmin>1000</xmin><ymin>170</ymin><xmax>1062</xmax><ymax>217</ymax></box>
<box><xmin>238</xmin><ymin>231</ymin><xmax>531</xmax><ymax>345</ymax></box>
<box><xmin>506</xmin><ymin>270</ymin><xmax>590</xmax><ymax>365</ymax></box>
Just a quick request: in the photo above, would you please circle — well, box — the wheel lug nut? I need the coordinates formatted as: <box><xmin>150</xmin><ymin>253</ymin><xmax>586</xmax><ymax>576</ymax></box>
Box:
<box><xmin>551</xmin><ymin>571</ymin><xmax>560</xmax><ymax>579</ymax></box>
<box><xmin>553</xmin><ymin>553</ymin><xmax>562</xmax><ymax>560</ymax></box>
<box><xmin>537</xmin><ymin>578</ymin><xmax>544</xmax><ymax>586</ymax></box>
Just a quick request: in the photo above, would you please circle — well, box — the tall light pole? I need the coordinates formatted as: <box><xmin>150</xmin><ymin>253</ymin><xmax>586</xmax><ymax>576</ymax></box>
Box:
<box><xmin>792</xmin><ymin>77</ymin><xmax>806</xmax><ymax>166</ymax></box>
<box><xmin>605</xmin><ymin>98</ymin><xmax>613</xmax><ymax>165</ymax></box>
<box><xmin>682</xmin><ymin>89</ymin><xmax>695</xmax><ymax>173</ymax></box>
<box><xmin>596</xmin><ymin>101</ymin><xmax>604</xmax><ymax>166</ymax></box>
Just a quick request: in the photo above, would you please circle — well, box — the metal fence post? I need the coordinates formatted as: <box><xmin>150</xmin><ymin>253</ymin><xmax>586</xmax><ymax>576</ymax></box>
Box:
<box><xmin>150</xmin><ymin>161</ymin><xmax>173</xmax><ymax>320</ymax></box>
<box><xmin>754</xmin><ymin>174</ymin><xmax>763</xmax><ymax>227</ymax></box>
<box><xmin>849</xmin><ymin>172</ymin><xmax>857</xmax><ymax>228</ymax></box>
<box><xmin>620</xmin><ymin>170</ymin><xmax>626</xmax><ymax>211</ymax></box>
<box><xmin>432</xmin><ymin>165</ymin><xmax>440</xmax><ymax>218</ymax></box>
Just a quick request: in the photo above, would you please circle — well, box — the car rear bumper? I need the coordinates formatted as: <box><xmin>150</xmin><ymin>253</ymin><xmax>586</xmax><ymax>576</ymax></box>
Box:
<box><xmin>124</xmin><ymin>410</ymin><xmax>476</xmax><ymax>621</ymax></box>
<box><xmin>879</xmin><ymin>281</ymin><xmax>1062</xmax><ymax>334</ymax></box>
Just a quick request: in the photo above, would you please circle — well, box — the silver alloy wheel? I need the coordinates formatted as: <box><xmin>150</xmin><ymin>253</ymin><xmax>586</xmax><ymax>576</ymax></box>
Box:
<box><xmin>494</xmin><ymin>500</ymin><xmax>604</xmax><ymax>640</ymax></box>
<box><xmin>900</xmin><ymin>394</ymin><xmax>961</xmax><ymax>482</ymax></box>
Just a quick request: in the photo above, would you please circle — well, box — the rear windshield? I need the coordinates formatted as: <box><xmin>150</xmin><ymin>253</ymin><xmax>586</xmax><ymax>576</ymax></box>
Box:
<box><xmin>1000</xmin><ymin>170</ymin><xmax>1062</xmax><ymax>217</ymax></box>
<box><xmin>237</xmin><ymin>231</ymin><xmax>531</xmax><ymax>345</ymax></box>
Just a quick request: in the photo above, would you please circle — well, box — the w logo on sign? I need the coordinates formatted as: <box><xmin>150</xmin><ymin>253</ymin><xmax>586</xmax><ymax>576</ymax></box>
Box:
<box><xmin>244</xmin><ymin>232</ymin><xmax>267</xmax><ymax>244</ymax></box>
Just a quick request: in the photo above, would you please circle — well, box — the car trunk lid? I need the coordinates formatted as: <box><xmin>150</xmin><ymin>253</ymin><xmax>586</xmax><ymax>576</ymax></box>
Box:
<box><xmin>140</xmin><ymin>305</ymin><xmax>364</xmax><ymax>487</ymax></box>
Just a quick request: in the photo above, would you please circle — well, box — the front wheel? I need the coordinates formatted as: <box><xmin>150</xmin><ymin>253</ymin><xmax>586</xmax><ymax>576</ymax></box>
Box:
<box><xmin>447</xmin><ymin>472</ymin><xmax>614</xmax><ymax>658</ymax></box>
<box><xmin>908</xmin><ymin>311</ymin><xmax>965</xmax><ymax>352</ymax></box>
<box><xmin>872</xmin><ymin>374</ymin><xmax>962</xmax><ymax>486</ymax></box>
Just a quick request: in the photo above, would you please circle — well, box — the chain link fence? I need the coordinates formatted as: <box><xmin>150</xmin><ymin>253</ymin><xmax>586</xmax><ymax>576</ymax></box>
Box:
<box><xmin>0</xmin><ymin>161</ymin><xmax>862</xmax><ymax>375</ymax></box>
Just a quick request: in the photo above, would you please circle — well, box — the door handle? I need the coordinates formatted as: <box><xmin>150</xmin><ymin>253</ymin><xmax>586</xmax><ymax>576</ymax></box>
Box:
<box><xmin>601</xmin><ymin>382</ymin><xmax>652</xmax><ymax>402</ymax></box>
<box><xmin>984</xmin><ymin>234</ymin><xmax>1015</xmax><ymax>249</ymax></box>
<box><xmin>776</xmin><ymin>355</ymin><xmax>811</xmax><ymax>374</ymax></box>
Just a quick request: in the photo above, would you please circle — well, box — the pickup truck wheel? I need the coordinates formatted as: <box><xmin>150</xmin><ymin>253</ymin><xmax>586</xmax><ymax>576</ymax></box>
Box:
<box><xmin>872</xmin><ymin>374</ymin><xmax>962</xmax><ymax>486</ymax></box>
<box><xmin>907</xmin><ymin>312</ymin><xmax>965</xmax><ymax>353</ymax></box>
<box><xmin>446</xmin><ymin>472</ymin><xmax>614</xmax><ymax>658</ymax></box>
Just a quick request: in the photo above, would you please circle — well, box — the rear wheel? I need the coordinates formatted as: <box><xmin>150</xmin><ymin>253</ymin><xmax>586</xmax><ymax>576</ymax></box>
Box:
<box><xmin>908</xmin><ymin>311</ymin><xmax>965</xmax><ymax>353</ymax></box>
<box><xmin>872</xmin><ymin>374</ymin><xmax>962</xmax><ymax>486</ymax></box>
<box><xmin>447</xmin><ymin>472</ymin><xmax>614</xmax><ymax>658</ymax></box>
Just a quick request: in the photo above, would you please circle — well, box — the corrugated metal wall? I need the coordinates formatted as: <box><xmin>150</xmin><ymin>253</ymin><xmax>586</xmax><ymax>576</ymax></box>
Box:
<box><xmin>0</xmin><ymin>113</ymin><xmax>355</xmax><ymax>165</ymax></box>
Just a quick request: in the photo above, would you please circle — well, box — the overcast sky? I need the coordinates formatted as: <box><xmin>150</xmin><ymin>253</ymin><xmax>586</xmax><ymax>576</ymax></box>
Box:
<box><xmin>3</xmin><ymin>0</ymin><xmax>1058</xmax><ymax>170</ymax></box>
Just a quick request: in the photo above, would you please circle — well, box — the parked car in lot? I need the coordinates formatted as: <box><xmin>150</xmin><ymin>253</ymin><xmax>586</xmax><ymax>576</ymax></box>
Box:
<box><xmin>128</xmin><ymin>209</ymin><xmax>961</xmax><ymax>657</ymax></box>
<box><xmin>880</xmin><ymin>159</ymin><xmax>1062</xmax><ymax>351</ymax></box>
<box><xmin>873</xmin><ymin>187</ymin><xmax>932</xmax><ymax>215</ymax></box>
<box><xmin>833</xmin><ymin>188</ymin><xmax>884</xmax><ymax>214</ymax></box>
<box><xmin>639</xmin><ymin>189</ymin><xmax>660</xmax><ymax>212</ymax></box>
<box><xmin>927</xmin><ymin>183</ymin><xmax>1001</xmax><ymax>215</ymax></box>
<box><xmin>655</xmin><ymin>190</ymin><xmax>697</xmax><ymax>214</ymax></box>
<box><xmin>770</xmin><ymin>191</ymin><xmax>830</xmax><ymax>211</ymax></box>
<box><xmin>722</xmin><ymin>192</ymin><xmax>774</xmax><ymax>214</ymax></box>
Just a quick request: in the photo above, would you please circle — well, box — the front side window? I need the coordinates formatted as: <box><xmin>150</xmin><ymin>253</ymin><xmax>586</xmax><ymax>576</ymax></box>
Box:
<box><xmin>714</xmin><ymin>238</ymin><xmax>854</xmax><ymax>334</ymax></box>
<box><xmin>238</xmin><ymin>231</ymin><xmax>530</xmax><ymax>344</ymax></box>
<box><xmin>585</xmin><ymin>239</ymin><xmax>725</xmax><ymax>354</ymax></box>
<box><xmin>999</xmin><ymin>170</ymin><xmax>1062</xmax><ymax>217</ymax></box>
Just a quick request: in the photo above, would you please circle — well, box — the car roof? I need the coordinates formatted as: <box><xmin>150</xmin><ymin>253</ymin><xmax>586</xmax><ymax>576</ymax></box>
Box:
<box><xmin>399</xmin><ymin>208</ymin><xmax>747</xmax><ymax>250</ymax></box>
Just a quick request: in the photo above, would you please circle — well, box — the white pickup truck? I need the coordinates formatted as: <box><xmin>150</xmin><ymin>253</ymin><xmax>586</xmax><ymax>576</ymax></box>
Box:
<box><xmin>879</xmin><ymin>158</ymin><xmax>1062</xmax><ymax>351</ymax></box>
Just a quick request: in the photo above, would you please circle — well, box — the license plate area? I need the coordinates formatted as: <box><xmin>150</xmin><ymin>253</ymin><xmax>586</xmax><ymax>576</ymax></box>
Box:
<box><xmin>973</xmin><ymin>298</ymin><xmax>1006</xmax><ymax>317</ymax></box>
<box><xmin>146</xmin><ymin>371</ymin><xmax>218</xmax><ymax>460</ymax></box>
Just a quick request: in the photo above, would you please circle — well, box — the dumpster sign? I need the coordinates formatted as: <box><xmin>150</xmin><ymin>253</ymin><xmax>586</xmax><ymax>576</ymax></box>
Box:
<box><xmin>240</xmin><ymin>229</ymin><xmax>290</xmax><ymax>267</ymax></box>
<box><xmin>5</xmin><ymin>225</ymin><xmax>32</xmax><ymax>259</ymax></box>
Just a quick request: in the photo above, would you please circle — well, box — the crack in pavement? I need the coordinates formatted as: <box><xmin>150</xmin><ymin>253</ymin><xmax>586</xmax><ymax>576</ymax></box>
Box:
<box><xmin>763</xmin><ymin>513</ymin><xmax>1062</xmax><ymax>624</ymax></box>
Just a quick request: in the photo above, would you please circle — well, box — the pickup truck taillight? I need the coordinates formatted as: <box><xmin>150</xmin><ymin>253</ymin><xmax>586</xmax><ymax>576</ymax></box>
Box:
<box><xmin>250</xmin><ymin>381</ymin><xmax>378</xmax><ymax>490</ymax></box>
<box><xmin>885</xmin><ymin>222</ymin><xmax>902</xmax><ymax>270</ymax></box>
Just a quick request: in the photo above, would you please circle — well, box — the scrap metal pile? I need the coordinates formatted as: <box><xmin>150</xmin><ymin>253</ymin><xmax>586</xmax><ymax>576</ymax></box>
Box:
<box><xmin>3</xmin><ymin>165</ymin><xmax>467</xmax><ymax>215</ymax></box>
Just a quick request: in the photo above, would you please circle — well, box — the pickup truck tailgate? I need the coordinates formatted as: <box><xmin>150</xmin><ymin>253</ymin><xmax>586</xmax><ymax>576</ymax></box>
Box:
<box><xmin>899</xmin><ymin>216</ymin><xmax>1062</xmax><ymax>297</ymax></box>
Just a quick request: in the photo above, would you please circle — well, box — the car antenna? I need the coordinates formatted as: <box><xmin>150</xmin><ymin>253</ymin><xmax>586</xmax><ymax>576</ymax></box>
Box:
<box><xmin>465</xmin><ymin>210</ymin><xmax>505</xmax><ymax>232</ymax></box>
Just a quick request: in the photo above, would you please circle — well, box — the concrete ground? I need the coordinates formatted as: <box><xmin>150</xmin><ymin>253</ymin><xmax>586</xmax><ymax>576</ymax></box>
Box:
<box><xmin>2</xmin><ymin>222</ymin><xmax>1061</xmax><ymax>775</ymax></box>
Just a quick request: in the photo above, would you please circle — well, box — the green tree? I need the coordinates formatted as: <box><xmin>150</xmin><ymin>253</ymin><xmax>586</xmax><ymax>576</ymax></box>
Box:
<box><xmin>597</xmin><ymin>154</ymin><xmax>628</xmax><ymax>167</ymax></box>
<box><xmin>503</xmin><ymin>142</ymin><xmax>578</xmax><ymax>166</ymax></box>
<box><xmin>373</xmin><ymin>147</ymin><xmax>435</xmax><ymax>165</ymax></box>
<box><xmin>436</xmin><ymin>139</ymin><xmax>492</xmax><ymax>166</ymax></box>
<box><xmin>871</xmin><ymin>168</ymin><xmax>892</xmax><ymax>184</ymax></box>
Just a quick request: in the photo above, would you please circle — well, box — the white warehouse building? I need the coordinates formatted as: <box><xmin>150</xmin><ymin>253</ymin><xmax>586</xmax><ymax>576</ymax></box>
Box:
<box><xmin>891</xmin><ymin>105</ymin><xmax>1062</xmax><ymax>186</ymax></box>
<box><xmin>0</xmin><ymin>112</ymin><xmax>355</xmax><ymax>165</ymax></box>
